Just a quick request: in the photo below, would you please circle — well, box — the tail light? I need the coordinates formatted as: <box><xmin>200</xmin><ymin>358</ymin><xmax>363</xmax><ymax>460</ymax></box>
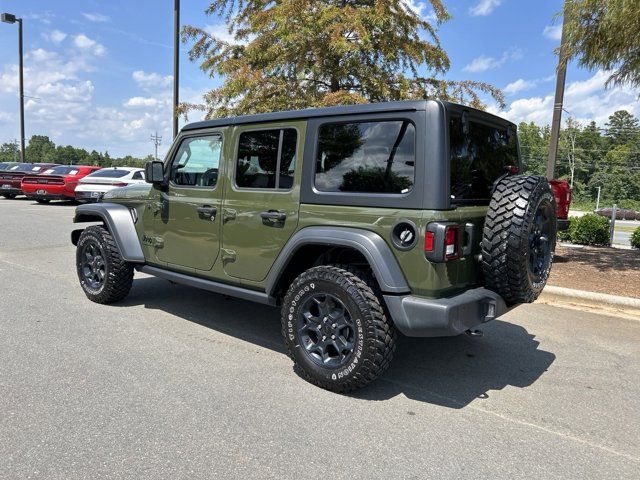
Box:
<box><xmin>444</xmin><ymin>225</ymin><xmax>460</xmax><ymax>260</ymax></box>
<box><xmin>425</xmin><ymin>222</ymin><xmax>462</xmax><ymax>262</ymax></box>
<box><xmin>112</xmin><ymin>182</ymin><xmax>128</xmax><ymax>187</ymax></box>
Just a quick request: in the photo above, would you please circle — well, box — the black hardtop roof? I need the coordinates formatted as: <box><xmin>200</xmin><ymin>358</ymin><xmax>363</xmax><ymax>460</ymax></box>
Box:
<box><xmin>181</xmin><ymin>99</ymin><xmax>515</xmax><ymax>132</ymax></box>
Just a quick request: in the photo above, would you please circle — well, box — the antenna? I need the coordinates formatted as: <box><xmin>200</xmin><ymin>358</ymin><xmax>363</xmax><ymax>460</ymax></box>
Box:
<box><xmin>150</xmin><ymin>130</ymin><xmax>162</xmax><ymax>161</ymax></box>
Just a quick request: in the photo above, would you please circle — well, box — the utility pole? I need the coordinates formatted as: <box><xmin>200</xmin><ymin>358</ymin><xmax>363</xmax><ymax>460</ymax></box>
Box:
<box><xmin>1</xmin><ymin>13</ymin><xmax>25</xmax><ymax>162</ymax></box>
<box><xmin>546</xmin><ymin>4</ymin><xmax>569</xmax><ymax>180</ymax></box>
<box><xmin>150</xmin><ymin>131</ymin><xmax>162</xmax><ymax>161</ymax></box>
<box><xmin>173</xmin><ymin>0</ymin><xmax>180</xmax><ymax>140</ymax></box>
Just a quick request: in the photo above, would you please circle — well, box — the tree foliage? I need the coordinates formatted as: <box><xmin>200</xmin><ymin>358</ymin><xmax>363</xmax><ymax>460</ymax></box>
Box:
<box><xmin>182</xmin><ymin>0</ymin><xmax>504</xmax><ymax>118</ymax></box>
<box><xmin>561</xmin><ymin>0</ymin><xmax>640</xmax><ymax>88</ymax></box>
<box><xmin>519</xmin><ymin>110</ymin><xmax>640</xmax><ymax>210</ymax></box>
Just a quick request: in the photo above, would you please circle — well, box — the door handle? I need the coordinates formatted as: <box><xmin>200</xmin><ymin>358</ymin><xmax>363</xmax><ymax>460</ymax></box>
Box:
<box><xmin>223</xmin><ymin>208</ymin><xmax>237</xmax><ymax>223</ymax></box>
<box><xmin>196</xmin><ymin>205</ymin><xmax>217</xmax><ymax>220</ymax></box>
<box><xmin>260</xmin><ymin>210</ymin><xmax>287</xmax><ymax>221</ymax></box>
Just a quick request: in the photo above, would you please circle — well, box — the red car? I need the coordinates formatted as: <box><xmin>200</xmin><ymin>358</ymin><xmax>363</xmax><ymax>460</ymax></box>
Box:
<box><xmin>549</xmin><ymin>179</ymin><xmax>572</xmax><ymax>231</ymax></box>
<box><xmin>0</xmin><ymin>163</ymin><xmax>59</xmax><ymax>199</ymax></box>
<box><xmin>21</xmin><ymin>165</ymin><xmax>102</xmax><ymax>203</ymax></box>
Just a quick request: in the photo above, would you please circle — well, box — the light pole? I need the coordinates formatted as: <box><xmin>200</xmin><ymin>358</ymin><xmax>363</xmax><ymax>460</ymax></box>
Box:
<box><xmin>173</xmin><ymin>0</ymin><xmax>180</xmax><ymax>139</ymax></box>
<box><xmin>2</xmin><ymin>13</ymin><xmax>25</xmax><ymax>162</ymax></box>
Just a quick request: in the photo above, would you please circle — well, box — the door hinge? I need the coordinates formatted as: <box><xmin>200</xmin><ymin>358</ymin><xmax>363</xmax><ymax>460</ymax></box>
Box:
<box><xmin>221</xmin><ymin>248</ymin><xmax>236</xmax><ymax>263</ymax></box>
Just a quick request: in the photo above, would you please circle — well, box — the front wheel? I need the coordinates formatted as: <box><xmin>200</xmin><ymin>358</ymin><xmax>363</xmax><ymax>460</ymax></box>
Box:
<box><xmin>2</xmin><ymin>193</ymin><xmax>16</xmax><ymax>199</ymax></box>
<box><xmin>76</xmin><ymin>225</ymin><xmax>134</xmax><ymax>304</ymax></box>
<box><xmin>281</xmin><ymin>265</ymin><xmax>396</xmax><ymax>392</ymax></box>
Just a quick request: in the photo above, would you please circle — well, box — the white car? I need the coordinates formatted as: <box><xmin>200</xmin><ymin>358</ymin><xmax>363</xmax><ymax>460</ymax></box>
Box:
<box><xmin>74</xmin><ymin>167</ymin><xmax>146</xmax><ymax>202</ymax></box>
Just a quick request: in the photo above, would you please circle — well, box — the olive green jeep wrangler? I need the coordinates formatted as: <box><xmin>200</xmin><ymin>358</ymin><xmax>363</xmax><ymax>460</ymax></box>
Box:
<box><xmin>72</xmin><ymin>100</ymin><xmax>557</xmax><ymax>392</ymax></box>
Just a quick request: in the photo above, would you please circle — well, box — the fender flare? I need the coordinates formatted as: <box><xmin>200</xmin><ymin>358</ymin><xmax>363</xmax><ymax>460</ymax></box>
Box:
<box><xmin>266</xmin><ymin>226</ymin><xmax>410</xmax><ymax>295</ymax></box>
<box><xmin>72</xmin><ymin>203</ymin><xmax>145</xmax><ymax>263</ymax></box>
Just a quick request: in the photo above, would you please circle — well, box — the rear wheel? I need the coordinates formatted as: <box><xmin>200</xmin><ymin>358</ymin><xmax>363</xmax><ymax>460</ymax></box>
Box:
<box><xmin>36</xmin><ymin>198</ymin><xmax>50</xmax><ymax>204</ymax></box>
<box><xmin>76</xmin><ymin>225</ymin><xmax>134</xmax><ymax>304</ymax></box>
<box><xmin>281</xmin><ymin>265</ymin><xmax>396</xmax><ymax>392</ymax></box>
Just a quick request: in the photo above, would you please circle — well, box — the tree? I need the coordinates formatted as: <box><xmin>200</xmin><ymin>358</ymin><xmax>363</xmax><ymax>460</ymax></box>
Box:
<box><xmin>25</xmin><ymin>135</ymin><xmax>56</xmax><ymax>163</ymax></box>
<box><xmin>518</xmin><ymin>122</ymin><xmax>549</xmax><ymax>175</ymax></box>
<box><xmin>560</xmin><ymin>117</ymin><xmax>581</xmax><ymax>189</ymax></box>
<box><xmin>0</xmin><ymin>142</ymin><xmax>20</xmax><ymax>163</ymax></box>
<box><xmin>182</xmin><ymin>0</ymin><xmax>504</xmax><ymax>118</ymax></box>
<box><xmin>561</xmin><ymin>0</ymin><xmax>640</xmax><ymax>88</ymax></box>
<box><xmin>605</xmin><ymin>110</ymin><xmax>640</xmax><ymax>146</ymax></box>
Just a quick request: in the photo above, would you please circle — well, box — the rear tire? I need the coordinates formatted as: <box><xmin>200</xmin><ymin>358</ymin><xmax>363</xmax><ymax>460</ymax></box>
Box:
<box><xmin>36</xmin><ymin>198</ymin><xmax>50</xmax><ymax>204</ymax></box>
<box><xmin>281</xmin><ymin>265</ymin><xmax>396</xmax><ymax>392</ymax></box>
<box><xmin>482</xmin><ymin>175</ymin><xmax>557</xmax><ymax>305</ymax></box>
<box><xmin>76</xmin><ymin>225</ymin><xmax>134</xmax><ymax>304</ymax></box>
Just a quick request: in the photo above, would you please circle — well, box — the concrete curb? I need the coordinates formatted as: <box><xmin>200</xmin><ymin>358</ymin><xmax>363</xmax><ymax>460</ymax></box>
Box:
<box><xmin>541</xmin><ymin>285</ymin><xmax>640</xmax><ymax>309</ymax></box>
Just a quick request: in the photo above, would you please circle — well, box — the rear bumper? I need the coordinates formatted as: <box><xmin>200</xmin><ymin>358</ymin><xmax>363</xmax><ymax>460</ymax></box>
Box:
<box><xmin>557</xmin><ymin>219</ymin><xmax>570</xmax><ymax>231</ymax></box>
<box><xmin>22</xmin><ymin>185</ymin><xmax>73</xmax><ymax>200</ymax></box>
<box><xmin>27</xmin><ymin>193</ymin><xmax>71</xmax><ymax>201</ymax></box>
<box><xmin>1</xmin><ymin>186</ymin><xmax>22</xmax><ymax>195</ymax></box>
<box><xmin>383</xmin><ymin>287</ymin><xmax>511</xmax><ymax>337</ymax></box>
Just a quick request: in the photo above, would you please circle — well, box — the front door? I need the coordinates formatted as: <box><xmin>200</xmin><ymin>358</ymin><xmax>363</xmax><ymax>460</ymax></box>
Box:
<box><xmin>155</xmin><ymin>132</ymin><xmax>224</xmax><ymax>271</ymax></box>
<box><xmin>221</xmin><ymin>123</ymin><xmax>303</xmax><ymax>282</ymax></box>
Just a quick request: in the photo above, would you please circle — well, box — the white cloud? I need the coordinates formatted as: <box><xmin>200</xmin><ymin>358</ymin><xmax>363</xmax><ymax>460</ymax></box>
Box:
<box><xmin>469</xmin><ymin>0</ymin><xmax>502</xmax><ymax>16</ymax></box>
<box><xmin>464</xmin><ymin>48</ymin><xmax>522</xmax><ymax>73</ymax></box>
<box><xmin>205</xmin><ymin>24</ymin><xmax>242</xmax><ymax>45</ymax></box>
<box><xmin>82</xmin><ymin>13</ymin><xmax>110</xmax><ymax>23</ymax></box>
<box><xmin>42</xmin><ymin>30</ymin><xmax>67</xmax><ymax>44</ymax></box>
<box><xmin>492</xmin><ymin>70</ymin><xmax>640</xmax><ymax>127</ymax></box>
<box><xmin>543</xmin><ymin>25</ymin><xmax>562</xmax><ymax>41</ymax></box>
<box><xmin>504</xmin><ymin>78</ymin><xmax>538</xmax><ymax>95</ymax></box>
<box><xmin>124</xmin><ymin>96</ymin><xmax>162</xmax><ymax>108</ymax></box>
<box><xmin>132</xmin><ymin>70</ymin><xmax>173</xmax><ymax>90</ymax></box>
<box><xmin>402</xmin><ymin>0</ymin><xmax>427</xmax><ymax>16</ymax></box>
<box><xmin>73</xmin><ymin>34</ymin><xmax>106</xmax><ymax>56</ymax></box>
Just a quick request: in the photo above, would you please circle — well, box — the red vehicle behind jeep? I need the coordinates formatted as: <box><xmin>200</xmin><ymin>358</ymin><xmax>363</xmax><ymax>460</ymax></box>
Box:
<box><xmin>549</xmin><ymin>179</ymin><xmax>572</xmax><ymax>231</ymax></box>
<box><xmin>21</xmin><ymin>165</ymin><xmax>102</xmax><ymax>203</ymax></box>
<box><xmin>0</xmin><ymin>163</ymin><xmax>59</xmax><ymax>199</ymax></box>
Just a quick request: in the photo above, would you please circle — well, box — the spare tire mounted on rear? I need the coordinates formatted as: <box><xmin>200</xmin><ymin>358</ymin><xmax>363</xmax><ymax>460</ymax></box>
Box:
<box><xmin>482</xmin><ymin>175</ymin><xmax>557</xmax><ymax>306</ymax></box>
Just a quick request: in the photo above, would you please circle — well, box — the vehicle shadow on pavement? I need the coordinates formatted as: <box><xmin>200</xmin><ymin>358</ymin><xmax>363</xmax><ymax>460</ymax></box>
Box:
<box><xmin>121</xmin><ymin>277</ymin><xmax>555</xmax><ymax>409</ymax></box>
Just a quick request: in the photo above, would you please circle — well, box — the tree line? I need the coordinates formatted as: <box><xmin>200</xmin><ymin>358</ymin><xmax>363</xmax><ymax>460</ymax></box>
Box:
<box><xmin>0</xmin><ymin>135</ymin><xmax>152</xmax><ymax>169</ymax></box>
<box><xmin>519</xmin><ymin>109</ymin><xmax>640</xmax><ymax>210</ymax></box>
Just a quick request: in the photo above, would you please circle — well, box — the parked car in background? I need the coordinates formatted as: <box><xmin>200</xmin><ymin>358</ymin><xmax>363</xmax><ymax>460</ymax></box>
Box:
<box><xmin>21</xmin><ymin>165</ymin><xmax>103</xmax><ymax>203</ymax></box>
<box><xmin>549</xmin><ymin>179</ymin><xmax>572</xmax><ymax>230</ymax></box>
<box><xmin>0</xmin><ymin>163</ymin><xmax>60</xmax><ymax>199</ymax></box>
<box><xmin>596</xmin><ymin>207</ymin><xmax>640</xmax><ymax>221</ymax></box>
<box><xmin>0</xmin><ymin>161</ymin><xmax>20</xmax><ymax>171</ymax></box>
<box><xmin>74</xmin><ymin>167</ymin><xmax>146</xmax><ymax>202</ymax></box>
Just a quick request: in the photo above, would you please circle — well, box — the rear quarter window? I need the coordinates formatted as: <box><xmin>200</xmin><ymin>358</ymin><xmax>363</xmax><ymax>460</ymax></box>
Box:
<box><xmin>315</xmin><ymin>120</ymin><xmax>415</xmax><ymax>194</ymax></box>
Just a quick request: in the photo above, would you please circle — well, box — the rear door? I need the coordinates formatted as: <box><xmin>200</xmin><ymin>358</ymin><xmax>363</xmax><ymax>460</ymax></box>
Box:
<box><xmin>220</xmin><ymin>122</ymin><xmax>303</xmax><ymax>282</ymax></box>
<box><xmin>154</xmin><ymin>132</ymin><xmax>225</xmax><ymax>271</ymax></box>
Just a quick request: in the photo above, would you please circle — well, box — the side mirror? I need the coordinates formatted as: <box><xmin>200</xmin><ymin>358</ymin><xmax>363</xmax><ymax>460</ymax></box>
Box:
<box><xmin>145</xmin><ymin>161</ymin><xmax>165</xmax><ymax>188</ymax></box>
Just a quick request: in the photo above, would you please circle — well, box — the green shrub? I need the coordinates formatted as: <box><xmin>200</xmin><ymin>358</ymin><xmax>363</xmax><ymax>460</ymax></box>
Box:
<box><xmin>567</xmin><ymin>213</ymin><xmax>611</xmax><ymax>246</ymax></box>
<box><xmin>631</xmin><ymin>226</ymin><xmax>640</xmax><ymax>249</ymax></box>
<box><xmin>557</xmin><ymin>220</ymin><xmax>573</xmax><ymax>242</ymax></box>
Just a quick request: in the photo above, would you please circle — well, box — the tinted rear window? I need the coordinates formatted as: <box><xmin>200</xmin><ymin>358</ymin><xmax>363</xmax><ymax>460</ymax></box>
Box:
<box><xmin>315</xmin><ymin>120</ymin><xmax>415</xmax><ymax>194</ymax></box>
<box><xmin>87</xmin><ymin>169</ymin><xmax>130</xmax><ymax>178</ymax></box>
<box><xmin>450</xmin><ymin>115</ymin><xmax>518</xmax><ymax>203</ymax></box>
<box><xmin>11</xmin><ymin>163</ymin><xmax>45</xmax><ymax>172</ymax></box>
<box><xmin>42</xmin><ymin>166</ymin><xmax>81</xmax><ymax>175</ymax></box>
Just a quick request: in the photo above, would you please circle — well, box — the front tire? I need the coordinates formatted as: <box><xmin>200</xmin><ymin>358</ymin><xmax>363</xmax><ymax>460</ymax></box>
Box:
<box><xmin>2</xmin><ymin>193</ymin><xmax>16</xmax><ymax>199</ymax></box>
<box><xmin>76</xmin><ymin>225</ymin><xmax>134</xmax><ymax>304</ymax></box>
<box><xmin>281</xmin><ymin>265</ymin><xmax>396</xmax><ymax>392</ymax></box>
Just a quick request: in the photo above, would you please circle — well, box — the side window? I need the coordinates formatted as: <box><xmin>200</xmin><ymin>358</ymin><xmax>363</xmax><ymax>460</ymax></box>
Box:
<box><xmin>132</xmin><ymin>171</ymin><xmax>143</xmax><ymax>180</ymax></box>
<box><xmin>170</xmin><ymin>135</ymin><xmax>222</xmax><ymax>187</ymax></box>
<box><xmin>236</xmin><ymin>128</ymin><xmax>297</xmax><ymax>189</ymax></box>
<box><xmin>315</xmin><ymin>120</ymin><xmax>415</xmax><ymax>194</ymax></box>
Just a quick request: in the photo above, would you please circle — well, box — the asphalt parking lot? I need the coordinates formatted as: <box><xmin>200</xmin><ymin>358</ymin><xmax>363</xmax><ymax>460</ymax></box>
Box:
<box><xmin>1</xmin><ymin>198</ymin><xmax>639</xmax><ymax>479</ymax></box>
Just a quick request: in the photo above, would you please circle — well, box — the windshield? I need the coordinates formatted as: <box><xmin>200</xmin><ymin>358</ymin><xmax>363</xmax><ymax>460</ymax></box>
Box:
<box><xmin>449</xmin><ymin>114</ymin><xmax>518</xmax><ymax>203</ymax></box>
<box><xmin>42</xmin><ymin>166</ymin><xmax>81</xmax><ymax>176</ymax></box>
<box><xmin>86</xmin><ymin>169</ymin><xmax>130</xmax><ymax>178</ymax></box>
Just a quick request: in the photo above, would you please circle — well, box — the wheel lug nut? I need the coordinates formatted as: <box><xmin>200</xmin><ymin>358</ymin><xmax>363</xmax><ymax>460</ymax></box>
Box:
<box><xmin>332</xmin><ymin>323</ymin><xmax>336</xmax><ymax>328</ymax></box>
<box><xmin>331</xmin><ymin>335</ymin><xmax>335</xmax><ymax>339</ymax></box>
<box><xmin>322</xmin><ymin>336</ymin><xmax>326</xmax><ymax>341</ymax></box>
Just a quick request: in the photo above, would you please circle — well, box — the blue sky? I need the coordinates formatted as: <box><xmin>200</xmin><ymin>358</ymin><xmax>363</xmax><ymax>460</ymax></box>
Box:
<box><xmin>0</xmin><ymin>0</ymin><xmax>638</xmax><ymax>157</ymax></box>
